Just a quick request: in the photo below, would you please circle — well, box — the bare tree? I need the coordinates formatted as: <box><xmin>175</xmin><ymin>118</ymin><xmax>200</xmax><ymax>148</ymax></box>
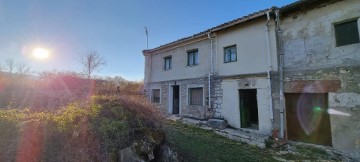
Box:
<box><xmin>16</xmin><ymin>62</ymin><xmax>31</xmax><ymax>75</ymax></box>
<box><xmin>5</xmin><ymin>58</ymin><xmax>15</xmax><ymax>75</ymax></box>
<box><xmin>80</xmin><ymin>51</ymin><xmax>107</xmax><ymax>79</ymax></box>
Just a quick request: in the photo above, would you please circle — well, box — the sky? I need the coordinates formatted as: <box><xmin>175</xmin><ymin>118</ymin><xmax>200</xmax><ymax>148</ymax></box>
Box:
<box><xmin>0</xmin><ymin>0</ymin><xmax>297</xmax><ymax>81</ymax></box>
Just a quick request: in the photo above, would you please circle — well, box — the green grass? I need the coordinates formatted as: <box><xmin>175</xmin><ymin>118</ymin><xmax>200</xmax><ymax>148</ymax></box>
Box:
<box><xmin>165</xmin><ymin>120</ymin><xmax>276</xmax><ymax>162</ymax></box>
<box><xmin>165</xmin><ymin>121</ymin><xmax>344</xmax><ymax>162</ymax></box>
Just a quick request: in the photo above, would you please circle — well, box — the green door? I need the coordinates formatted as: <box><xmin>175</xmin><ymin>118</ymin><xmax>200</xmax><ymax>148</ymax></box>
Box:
<box><xmin>239</xmin><ymin>90</ymin><xmax>250</xmax><ymax>128</ymax></box>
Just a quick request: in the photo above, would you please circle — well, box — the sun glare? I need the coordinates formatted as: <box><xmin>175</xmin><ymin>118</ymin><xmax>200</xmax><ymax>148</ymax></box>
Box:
<box><xmin>32</xmin><ymin>48</ymin><xmax>49</xmax><ymax>60</ymax></box>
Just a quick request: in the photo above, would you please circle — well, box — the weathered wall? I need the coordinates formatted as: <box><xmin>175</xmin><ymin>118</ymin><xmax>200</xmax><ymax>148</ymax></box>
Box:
<box><xmin>281</xmin><ymin>0</ymin><xmax>360</xmax><ymax>158</ymax></box>
<box><xmin>147</xmin><ymin>77</ymin><xmax>212</xmax><ymax>119</ymax></box>
<box><xmin>216</xmin><ymin>17</ymin><xmax>278</xmax><ymax>76</ymax></box>
<box><xmin>220</xmin><ymin>77</ymin><xmax>272</xmax><ymax>135</ymax></box>
<box><xmin>282</xmin><ymin>0</ymin><xmax>360</xmax><ymax>70</ymax></box>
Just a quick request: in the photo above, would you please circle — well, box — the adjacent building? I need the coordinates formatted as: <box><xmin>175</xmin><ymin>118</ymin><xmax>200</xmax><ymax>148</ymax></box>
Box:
<box><xmin>280</xmin><ymin>0</ymin><xmax>360</xmax><ymax>157</ymax></box>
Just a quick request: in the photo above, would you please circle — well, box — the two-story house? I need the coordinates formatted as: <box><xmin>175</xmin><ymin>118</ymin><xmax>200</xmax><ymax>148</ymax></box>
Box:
<box><xmin>279</xmin><ymin>0</ymin><xmax>360</xmax><ymax>157</ymax></box>
<box><xmin>143</xmin><ymin>8</ymin><xmax>279</xmax><ymax>135</ymax></box>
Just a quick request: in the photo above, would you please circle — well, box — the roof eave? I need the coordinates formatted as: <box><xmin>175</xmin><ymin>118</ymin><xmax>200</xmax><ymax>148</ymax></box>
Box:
<box><xmin>143</xmin><ymin>8</ymin><xmax>277</xmax><ymax>55</ymax></box>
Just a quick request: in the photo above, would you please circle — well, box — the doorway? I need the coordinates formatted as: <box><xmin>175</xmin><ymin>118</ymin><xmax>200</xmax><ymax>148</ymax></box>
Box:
<box><xmin>172</xmin><ymin>85</ymin><xmax>179</xmax><ymax>114</ymax></box>
<box><xmin>285</xmin><ymin>93</ymin><xmax>332</xmax><ymax>146</ymax></box>
<box><xmin>239</xmin><ymin>89</ymin><xmax>259</xmax><ymax>129</ymax></box>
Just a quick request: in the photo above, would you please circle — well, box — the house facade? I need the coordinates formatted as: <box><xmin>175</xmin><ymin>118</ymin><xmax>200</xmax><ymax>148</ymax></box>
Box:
<box><xmin>279</xmin><ymin>0</ymin><xmax>360</xmax><ymax>157</ymax></box>
<box><xmin>143</xmin><ymin>0</ymin><xmax>360</xmax><ymax>158</ymax></box>
<box><xmin>143</xmin><ymin>9</ymin><xmax>279</xmax><ymax>135</ymax></box>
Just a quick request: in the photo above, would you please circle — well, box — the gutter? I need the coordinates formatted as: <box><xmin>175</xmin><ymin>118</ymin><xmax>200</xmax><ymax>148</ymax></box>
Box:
<box><xmin>265</xmin><ymin>10</ymin><xmax>274</xmax><ymax>123</ymax></box>
<box><xmin>207</xmin><ymin>32</ymin><xmax>215</xmax><ymax>114</ymax></box>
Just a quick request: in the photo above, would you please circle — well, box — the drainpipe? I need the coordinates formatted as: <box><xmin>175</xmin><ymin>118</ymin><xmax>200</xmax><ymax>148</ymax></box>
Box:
<box><xmin>275</xmin><ymin>10</ymin><xmax>285</xmax><ymax>139</ymax></box>
<box><xmin>265</xmin><ymin>11</ymin><xmax>274</xmax><ymax>123</ymax></box>
<box><xmin>207</xmin><ymin>32</ymin><xmax>213</xmax><ymax>111</ymax></box>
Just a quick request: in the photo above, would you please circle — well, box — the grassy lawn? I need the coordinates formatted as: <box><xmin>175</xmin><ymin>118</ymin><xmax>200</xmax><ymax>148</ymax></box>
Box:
<box><xmin>165</xmin><ymin>120</ymin><xmax>344</xmax><ymax>162</ymax></box>
<box><xmin>165</xmin><ymin>120</ymin><xmax>276</xmax><ymax>162</ymax></box>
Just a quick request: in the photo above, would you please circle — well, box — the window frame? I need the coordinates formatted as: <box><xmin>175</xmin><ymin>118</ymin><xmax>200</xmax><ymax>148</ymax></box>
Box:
<box><xmin>187</xmin><ymin>49</ymin><xmax>199</xmax><ymax>66</ymax></box>
<box><xmin>151</xmin><ymin>89</ymin><xmax>160</xmax><ymax>103</ymax></box>
<box><xmin>334</xmin><ymin>19</ymin><xmax>360</xmax><ymax>47</ymax></box>
<box><xmin>188</xmin><ymin>87</ymin><xmax>203</xmax><ymax>106</ymax></box>
<box><xmin>163</xmin><ymin>56</ymin><xmax>172</xmax><ymax>71</ymax></box>
<box><xmin>224</xmin><ymin>45</ymin><xmax>237</xmax><ymax>63</ymax></box>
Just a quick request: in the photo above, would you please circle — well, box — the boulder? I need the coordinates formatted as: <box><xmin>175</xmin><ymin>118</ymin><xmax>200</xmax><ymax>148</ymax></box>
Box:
<box><xmin>118</xmin><ymin>146</ymin><xmax>145</xmax><ymax>162</ymax></box>
<box><xmin>206</xmin><ymin>119</ymin><xmax>227</xmax><ymax>129</ymax></box>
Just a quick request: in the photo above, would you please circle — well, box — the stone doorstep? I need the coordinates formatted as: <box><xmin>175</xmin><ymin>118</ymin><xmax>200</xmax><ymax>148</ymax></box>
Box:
<box><xmin>167</xmin><ymin>115</ymin><xmax>268</xmax><ymax>149</ymax></box>
<box><xmin>215</xmin><ymin>129</ymin><xmax>268</xmax><ymax>149</ymax></box>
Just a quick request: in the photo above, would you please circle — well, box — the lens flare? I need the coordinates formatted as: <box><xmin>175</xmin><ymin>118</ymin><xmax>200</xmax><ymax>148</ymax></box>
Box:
<box><xmin>297</xmin><ymin>81</ymin><xmax>325</xmax><ymax>135</ymax></box>
<box><xmin>327</xmin><ymin>108</ymin><xmax>351</xmax><ymax>116</ymax></box>
<box><xmin>32</xmin><ymin>48</ymin><xmax>49</xmax><ymax>60</ymax></box>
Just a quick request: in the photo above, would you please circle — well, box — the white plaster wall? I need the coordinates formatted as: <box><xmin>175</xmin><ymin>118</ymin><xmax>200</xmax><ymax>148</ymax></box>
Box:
<box><xmin>282</xmin><ymin>0</ymin><xmax>360</xmax><ymax>70</ymax></box>
<box><xmin>221</xmin><ymin>80</ymin><xmax>241</xmax><ymax>128</ymax></box>
<box><xmin>220</xmin><ymin>78</ymin><xmax>272</xmax><ymax>135</ymax></box>
<box><xmin>216</xmin><ymin>18</ymin><xmax>278</xmax><ymax>76</ymax></box>
<box><xmin>148</xmin><ymin>38</ymin><xmax>211</xmax><ymax>82</ymax></box>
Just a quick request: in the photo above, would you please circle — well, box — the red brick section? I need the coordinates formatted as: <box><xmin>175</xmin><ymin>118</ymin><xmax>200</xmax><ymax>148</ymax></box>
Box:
<box><xmin>284</xmin><ymin>80</ymin><xmax>341</xmax><ymax>93</ymax></box>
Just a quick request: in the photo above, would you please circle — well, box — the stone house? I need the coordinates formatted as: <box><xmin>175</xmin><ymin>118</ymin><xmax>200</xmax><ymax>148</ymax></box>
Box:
<box><xmin>279</xmin><ymin>0</ymin><xmax>360</xmax><ymax>157</ymax></box>
<box><xmin>143</xmin><ymin>0</ymin><xmax>360</xmax><ymax>158</ymax></box>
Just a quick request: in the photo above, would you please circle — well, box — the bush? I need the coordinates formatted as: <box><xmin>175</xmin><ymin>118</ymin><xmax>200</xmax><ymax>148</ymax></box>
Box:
<box><xmin>0</xmin><ymin>94</ymin><xmax>164</xmax><ymax>162</ymax></box>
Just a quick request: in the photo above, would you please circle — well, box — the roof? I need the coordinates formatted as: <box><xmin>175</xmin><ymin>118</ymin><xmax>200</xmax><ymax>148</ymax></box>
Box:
<box><xmin>280</xmin><ymin>0</ymin><xmax>342</xmax><ymax>15</ymax></box>
<box><xmin>143</xmin><ymin>7</ymin><xmax>276</xmax><ymax>55</ymax></box>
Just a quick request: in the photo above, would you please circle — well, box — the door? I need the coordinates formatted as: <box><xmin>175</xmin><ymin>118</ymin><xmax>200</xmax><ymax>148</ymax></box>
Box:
<box><xmin>239</xmin><ymin>89</ymin><xmax>259</xmax><ymax>129</ymax></box>
<box><xmin>285</xmin><ymin>93</ymin><xmax>332</xmax><ymax>146</ymax></box>
<box><xmin>172</xmin><ymin>85</ymin><xmax>179</xmax><ymax>114</ymax></box>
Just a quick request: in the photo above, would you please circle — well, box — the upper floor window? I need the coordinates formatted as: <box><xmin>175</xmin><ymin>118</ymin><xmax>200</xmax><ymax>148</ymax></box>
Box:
<box><xmin>187</xmin><ymin>50</ymin><xmax>199</xmax><ymax>66</ymax></box>
<box><xmin>224</xmin><ymin>45</ymin><xmax>237</xmax><ymax>63</ymax></box>
<box><xmin>189</xmin><ymin>87</ymin><xmax>203</xmax><ymax>106</ymax></box>
<box><xmin>152</xmin><ymin>89</ymin><xmax>160</xmax><ymax>103</ymax></box>
<box><xmin>164</xmin><ymin>56</ymin><xmax>172</xmax><ymax>70</ymax></box>
<box><xmin>334</xmin><ymin>19</ymin><xmax>359</xmax><ymax>47</ymax></box>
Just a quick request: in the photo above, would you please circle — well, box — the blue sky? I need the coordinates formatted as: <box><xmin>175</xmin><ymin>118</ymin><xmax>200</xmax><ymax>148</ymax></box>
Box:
<box><xmin>0</xmin><ymin>0</ymin><xmax>296</xmax><ymax>81</ymax></box>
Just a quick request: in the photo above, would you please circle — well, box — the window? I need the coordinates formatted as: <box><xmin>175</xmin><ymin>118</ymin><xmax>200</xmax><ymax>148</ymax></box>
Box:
<box><xmin>152</xmin><ymin>89</ymin><xmax>160</xmax><ymax>103</ymax></box>
<box><xmin>334</xmin><ymin>20</ymin><xmax>360</xmax><ymax>47</ymax></box>
<box><xmin>224</xmin><ymin>45</ymin><xmax>237</xmax><ymax>63</ymax></box>
<box><xmin>187</xmin><ymin>50</ymin><xmax>199</xmax><ymax>66</ymax></box>
<box><xmin>189</xmin><ymin>87</ymin><xmax>203</xmax><ymax>105</ymax></box>
<box><xmin>164</xmin><ymin>56</ymin><xmax>172</xmax><ymax>70</ymax></box>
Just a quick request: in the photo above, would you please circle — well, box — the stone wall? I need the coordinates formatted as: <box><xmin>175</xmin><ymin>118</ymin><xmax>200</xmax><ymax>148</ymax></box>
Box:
<box><xmin>146</xmin><ymin>76</ymin><xmax>214</xmax><ymax>119</ymax></box>
<box><xmin>211</xmin><ymin>76</ymin><xmax>223</xmax><ymax>118</ymax></box>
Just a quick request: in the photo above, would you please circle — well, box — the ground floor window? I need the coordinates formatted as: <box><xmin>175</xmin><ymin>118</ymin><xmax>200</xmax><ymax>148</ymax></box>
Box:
<box><xmin>189</xmin><ymin>87</ymin><xmax>203</xmax><ymax>105</ymax></box>
<box><xmin>152</xmin><ymin>89</ymin><xmax>160</xmax><ymax>103</ymax></box>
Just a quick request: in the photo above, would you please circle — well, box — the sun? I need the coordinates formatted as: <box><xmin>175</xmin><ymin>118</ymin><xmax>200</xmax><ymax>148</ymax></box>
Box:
<box><xmin>32</xmin><ymin>48</ymin><xmax>49</xmax><ymax>60</ymax></box>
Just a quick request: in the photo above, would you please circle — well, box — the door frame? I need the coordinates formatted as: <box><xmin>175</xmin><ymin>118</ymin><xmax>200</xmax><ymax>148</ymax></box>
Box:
<box><xmin>239</xmin><ymin>89</ymin><xmax>259</xmax><ymax>129</ymax></box>
<box><xmin>168</xmin><ymin>83</ymin><xmax>181</xmax><ymax>115</ymax></box>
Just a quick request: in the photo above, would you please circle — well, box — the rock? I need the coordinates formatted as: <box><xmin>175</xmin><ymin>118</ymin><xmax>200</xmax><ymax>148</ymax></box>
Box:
<box><xmin>157</xmin><ymin>144</ymin><xmax>181</xmax><ymax>162</ymax></box>
<box><xmin>118</xmin><ymin>146</ymin><xmax>145</xmax><ymax>162</ymax></box>
<box><xmin>206</xmin><ymin>119</ymin><xmax>227</xmax><ymax>129</ymax></box>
